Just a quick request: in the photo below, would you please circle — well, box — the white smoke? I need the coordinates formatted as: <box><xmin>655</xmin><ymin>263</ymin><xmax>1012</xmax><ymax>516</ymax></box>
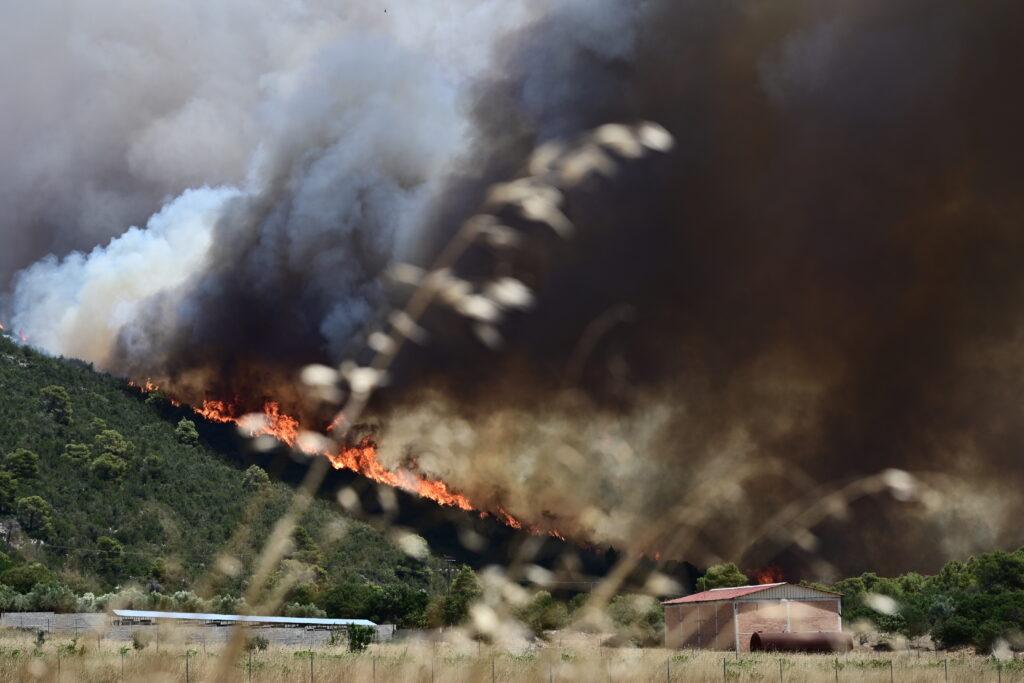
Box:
<box><xmin>10</xmin><ymin>187</ymin><xmax>240</xmax><ymax>362</ymax></box>
<box><xmin>3</xmin><ymin>0</ymin><xmax>637</xmax><ymax>368</ymax></box>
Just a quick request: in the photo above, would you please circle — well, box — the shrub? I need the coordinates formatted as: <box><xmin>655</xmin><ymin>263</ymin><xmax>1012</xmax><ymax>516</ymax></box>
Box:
<box><xmin>520</xmin><ymin>591</ymin><xmax>569</xmax><ymax>636</ymax></box>
<box><xmin>131</xmin><ymin>631</ymin><xmax>151</xmax><ymax>651</ymax></box>
<box><xmin>244</xmin><ymin>635</ymin><xmax>269</xmax><ymax>652</ymax></box>
<box><xmin>347</xmin><ymin>624</ymin><xmax>375</xmax><ymax>652</ymax></box>
<box><xmin>283</xmin><ymin>602</ymin><xmax>327</xmax><ymax>618</ymax></box>
<box><xmin>30</xmin><ymin>582</ymin><xmax>78</xmax><ymax>613</ymax></box>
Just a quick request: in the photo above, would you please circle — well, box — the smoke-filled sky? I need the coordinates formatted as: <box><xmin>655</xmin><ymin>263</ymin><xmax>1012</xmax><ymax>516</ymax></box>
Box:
<box><xmin>3</xmin><ymin>0</ymin><xmax>1023</xmax><ymax>576</ymax></box>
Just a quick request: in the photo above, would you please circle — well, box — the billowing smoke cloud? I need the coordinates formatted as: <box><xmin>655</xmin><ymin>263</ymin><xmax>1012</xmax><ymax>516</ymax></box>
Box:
<box><xmin>4</xmin><ymin>0</ymin><xmax>1024</xmax><ymax>576</ymax></box>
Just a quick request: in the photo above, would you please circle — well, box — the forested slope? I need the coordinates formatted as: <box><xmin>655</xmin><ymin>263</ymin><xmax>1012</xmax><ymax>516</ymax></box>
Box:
<box><xmin>0</xmin><ymin>331</ymin><xmax>442</xmax><ymax>623</ymax></box>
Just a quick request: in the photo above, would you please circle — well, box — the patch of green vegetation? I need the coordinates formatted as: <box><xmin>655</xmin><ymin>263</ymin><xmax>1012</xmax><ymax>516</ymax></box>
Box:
<box><xmin>0</xmin><ymin>333</ymin><xmax>447</xmax><ymax>625</ymax></box>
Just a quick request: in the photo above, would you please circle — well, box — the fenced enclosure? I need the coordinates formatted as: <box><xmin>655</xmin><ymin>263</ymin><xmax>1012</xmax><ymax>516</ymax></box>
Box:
<box><xmin>0</xmin><ymin>629</ymin><xmax>1020</xmax><ymax>683</ymax></box>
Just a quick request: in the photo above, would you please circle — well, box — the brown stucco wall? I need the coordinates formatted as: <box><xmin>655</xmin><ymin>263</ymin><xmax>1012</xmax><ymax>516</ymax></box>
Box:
<box><xmin>667</xmin><ymin>598</ymin><xmax>842</xmax><ymax>652</ymax></box>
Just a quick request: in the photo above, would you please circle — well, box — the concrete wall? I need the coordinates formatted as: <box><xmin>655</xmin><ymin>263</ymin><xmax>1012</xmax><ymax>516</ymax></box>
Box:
<box><xmin>0</xmin><ymin>613</ymin><xmax>395</xmax><ymax>646</ymax></box>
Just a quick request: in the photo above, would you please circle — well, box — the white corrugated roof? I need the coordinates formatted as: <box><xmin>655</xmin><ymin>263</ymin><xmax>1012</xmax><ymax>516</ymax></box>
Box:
<box><xmin>112</xmin><ymin>609</ymin><xmax>375</xmax><ymax>627</ymax></box>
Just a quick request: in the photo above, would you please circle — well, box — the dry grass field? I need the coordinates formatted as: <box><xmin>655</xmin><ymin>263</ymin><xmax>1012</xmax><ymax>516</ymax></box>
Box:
<box><xmin>0</xmin><ymin>629</ymin><xmax>1019</xmax><ymax>683</ymax></box>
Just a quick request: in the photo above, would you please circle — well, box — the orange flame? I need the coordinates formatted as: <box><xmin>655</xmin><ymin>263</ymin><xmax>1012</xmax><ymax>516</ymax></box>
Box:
<box><xmin>750</xmin><ymin>564</ymin><xmax>785</xmax><ymax>584</ymax></box>
<box><xmin>151</xmin><ymin>391</ymin><xmax>567</xmax><ymax>539</ymax></box>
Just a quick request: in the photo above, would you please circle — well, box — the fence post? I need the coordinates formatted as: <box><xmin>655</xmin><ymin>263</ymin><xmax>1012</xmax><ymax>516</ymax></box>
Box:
<box><xmin>309</xmin><ymin>650</ymin><xmax>314</xmax><ymax>683</ymax></box>
<box><xmin>834</xmin><ymin>657</ymin><xmax>838</xmax><ymax>682</ymax></box>
<box><xmin>373</xmin><ymin>656</ymin><xmax>376</xmax><ymax>683</ymax></box>
<box><xmin>185</xmin><ymin>651</ymin><xmax>190</xmax><ymax>683</ymax></box>
<box><xmin>943</xmin><ymin>658</ymin><xmax>947</xmax><ymax>682</ymax></box>
<box><xmin>121</xmin><ymin>650</ymin><xmax>125</xmax><ymax>680</ymax></box>
<box><xmin>889</xmin><ymin>658</ymin><xmax>893</xmax><ymax>683</ymax></box>
<box><xmin>779</xmin><ymin>659</ymin><xmax>783</xmax><ymax>683</ymax></box>
<box><xmin>57</xmin><ymin>650</ymin><xmax>60</xmax><ymax>683</ymax></box>
<box><xmin>666</xmin><ymin>657</ymin><xmax>670</xmax><ymax>683</ymax></box>
<box><xmin>723</xmin><ymin>658</ymin><xmax>727</xmax><ymax>682</ymax></box>
<box><xmin>248</xmin><ymin>651</ymin><xmax>252</xmax><ymax>683</ymax></box>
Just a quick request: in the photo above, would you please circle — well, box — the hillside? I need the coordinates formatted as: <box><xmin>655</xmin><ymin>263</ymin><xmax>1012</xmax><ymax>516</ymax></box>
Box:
<box><xmin>0</xmin><ymin>331</ymin><xmax>444</xmax><ymax>622</ymax></box>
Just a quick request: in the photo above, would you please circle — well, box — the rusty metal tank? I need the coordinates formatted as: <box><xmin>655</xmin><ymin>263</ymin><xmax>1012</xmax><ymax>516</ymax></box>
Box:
<box><xmin>750</xmin><ymin>631</ymin><xmax>854</xmax><ymax>653</ymax></box>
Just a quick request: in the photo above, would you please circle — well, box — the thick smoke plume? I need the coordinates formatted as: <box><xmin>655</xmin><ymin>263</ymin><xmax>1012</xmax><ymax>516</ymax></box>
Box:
<box><xmin>4</xmin><ymin>0</ymin><xmax>1024</xmax><ymax>576</ymax></box>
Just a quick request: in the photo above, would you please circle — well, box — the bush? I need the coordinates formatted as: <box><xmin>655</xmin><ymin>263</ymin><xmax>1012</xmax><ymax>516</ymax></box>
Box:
<box><xmin>284</xmin><ymin>602</ymin><xmax>327</xmax><ymax>618</ymax></box>
<box><xmin>347</xmin><ymin>624</ymin><xmax>375</xmax><ymax>652</ymax></box>
<box><xmin>76</xmin><ymin>592</ymin><xmax>99</xmax><ymax>612</ymax></box>
<box><xmin>30</xmin><ymin>582</ymin><xmax>78</xmax><ymax>613</ymax></box>
<box><xmin>244</xmin><ymin>635</ymin><xmax>269</xmax><ymax>652</ymax></box>
<box><xmin>520</xmin><ymin>591</ymin><xmax>569</xmax><ymax>636</ymax></box>
<box><xmin>132</xmin><ymin>631</ymin><xmax>151</xmax><ymax>650</ymax></box>
<box><xmin>0</xmin><ymin>583</ymin><xmax>19</xmax><ymax>611</ymax></box>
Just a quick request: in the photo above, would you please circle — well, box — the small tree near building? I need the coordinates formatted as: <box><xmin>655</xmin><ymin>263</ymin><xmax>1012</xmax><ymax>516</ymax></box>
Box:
<box><xmin>347</xmin><ymin>624</ymin><xmax>375</xmax><ymax>652</ymax></box>
<box><xmin>443</xmin><ymin>565</ymin><xmax>482</xmax><ymax>626</ymax></box>
<box><xmin>696</xmin><ymin>563</ymin><xmax>751</xmax><ymax>591</ymax></box>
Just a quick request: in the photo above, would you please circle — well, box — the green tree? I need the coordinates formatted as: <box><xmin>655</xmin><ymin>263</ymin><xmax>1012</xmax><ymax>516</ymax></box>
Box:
<box><xmin>1</xmin><ymin>563</ymin><xmax>53</xmax><ymax>593</ymax></box>
<box><xmin>443</xmin><ymin>565</ymin><xmax>482</xmax><ymax>626</ymax></box>
<box><xmin>371</xmin><ymin>583</ymin><xmax>429</xmax><ymax>628</ymax></box>
<box><xmin>15</xmin><ymin>496</ymin><xmax>55</xmax><ymax>540</ymax></box>
<box><xmin>142</xmin><ymin>455</ymin><xmax>164</xmax><ymax>479</ymax></box>
<box><xmin>242</xmin><ymin>465</ymin><xmax>270</xmax><ymax>492</ymax></box>
<box><xmin>696</xmin><ymin>563</ymin><xmax>750</xmax><ymax>591</ymax></box>
<box><xmin>175</xmin><ymin>419</ymin><xmax>199</xmax><ymax>446</ymax></box>
<box><xmin>0</xmin><ymin>471</ymin><xmax>16</xmax><ymax>512</ymax></box>
<box><xmin>96</xmin><ymin>536</ymin><xmax>125</xmax><ymax>578</ymax></box>
<box><xmin>321</xmin><ymin>582</ymin><xmax>380</xmax><ymax>619</ymax></box>
<box><xmin>39</xmin><ymin>385</ymin><xmax>72</xmax><ymax>425</ymax></box>
<box><xmin>61</xmin><ymin>443</ymin><xmax>92</xmax><ymax>462</ymax></box>
<box><xmin>90</xmin><ymin>453</ymin><xmax>128</xmax><ymax>483</ymax></box>
<box><xmin>4</xmin><ymin>449</ymin><xmax>40</xmax><ymax>479</ymax></box>
<box><xmin>94</xmin><ymin>430</ymin><xmax>131</xmax><ymax>458</ymax></box>
<box><xmin>519</xmin><ymin>590</ymin><xmax>569</xmax><ymax>636</ymax></box>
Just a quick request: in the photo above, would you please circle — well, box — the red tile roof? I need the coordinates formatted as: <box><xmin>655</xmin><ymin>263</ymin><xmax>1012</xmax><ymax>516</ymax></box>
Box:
<box><xmin>662</xmin><ymin>582</ymin><xmax>786</xmax><ymax>605</ymax></box>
